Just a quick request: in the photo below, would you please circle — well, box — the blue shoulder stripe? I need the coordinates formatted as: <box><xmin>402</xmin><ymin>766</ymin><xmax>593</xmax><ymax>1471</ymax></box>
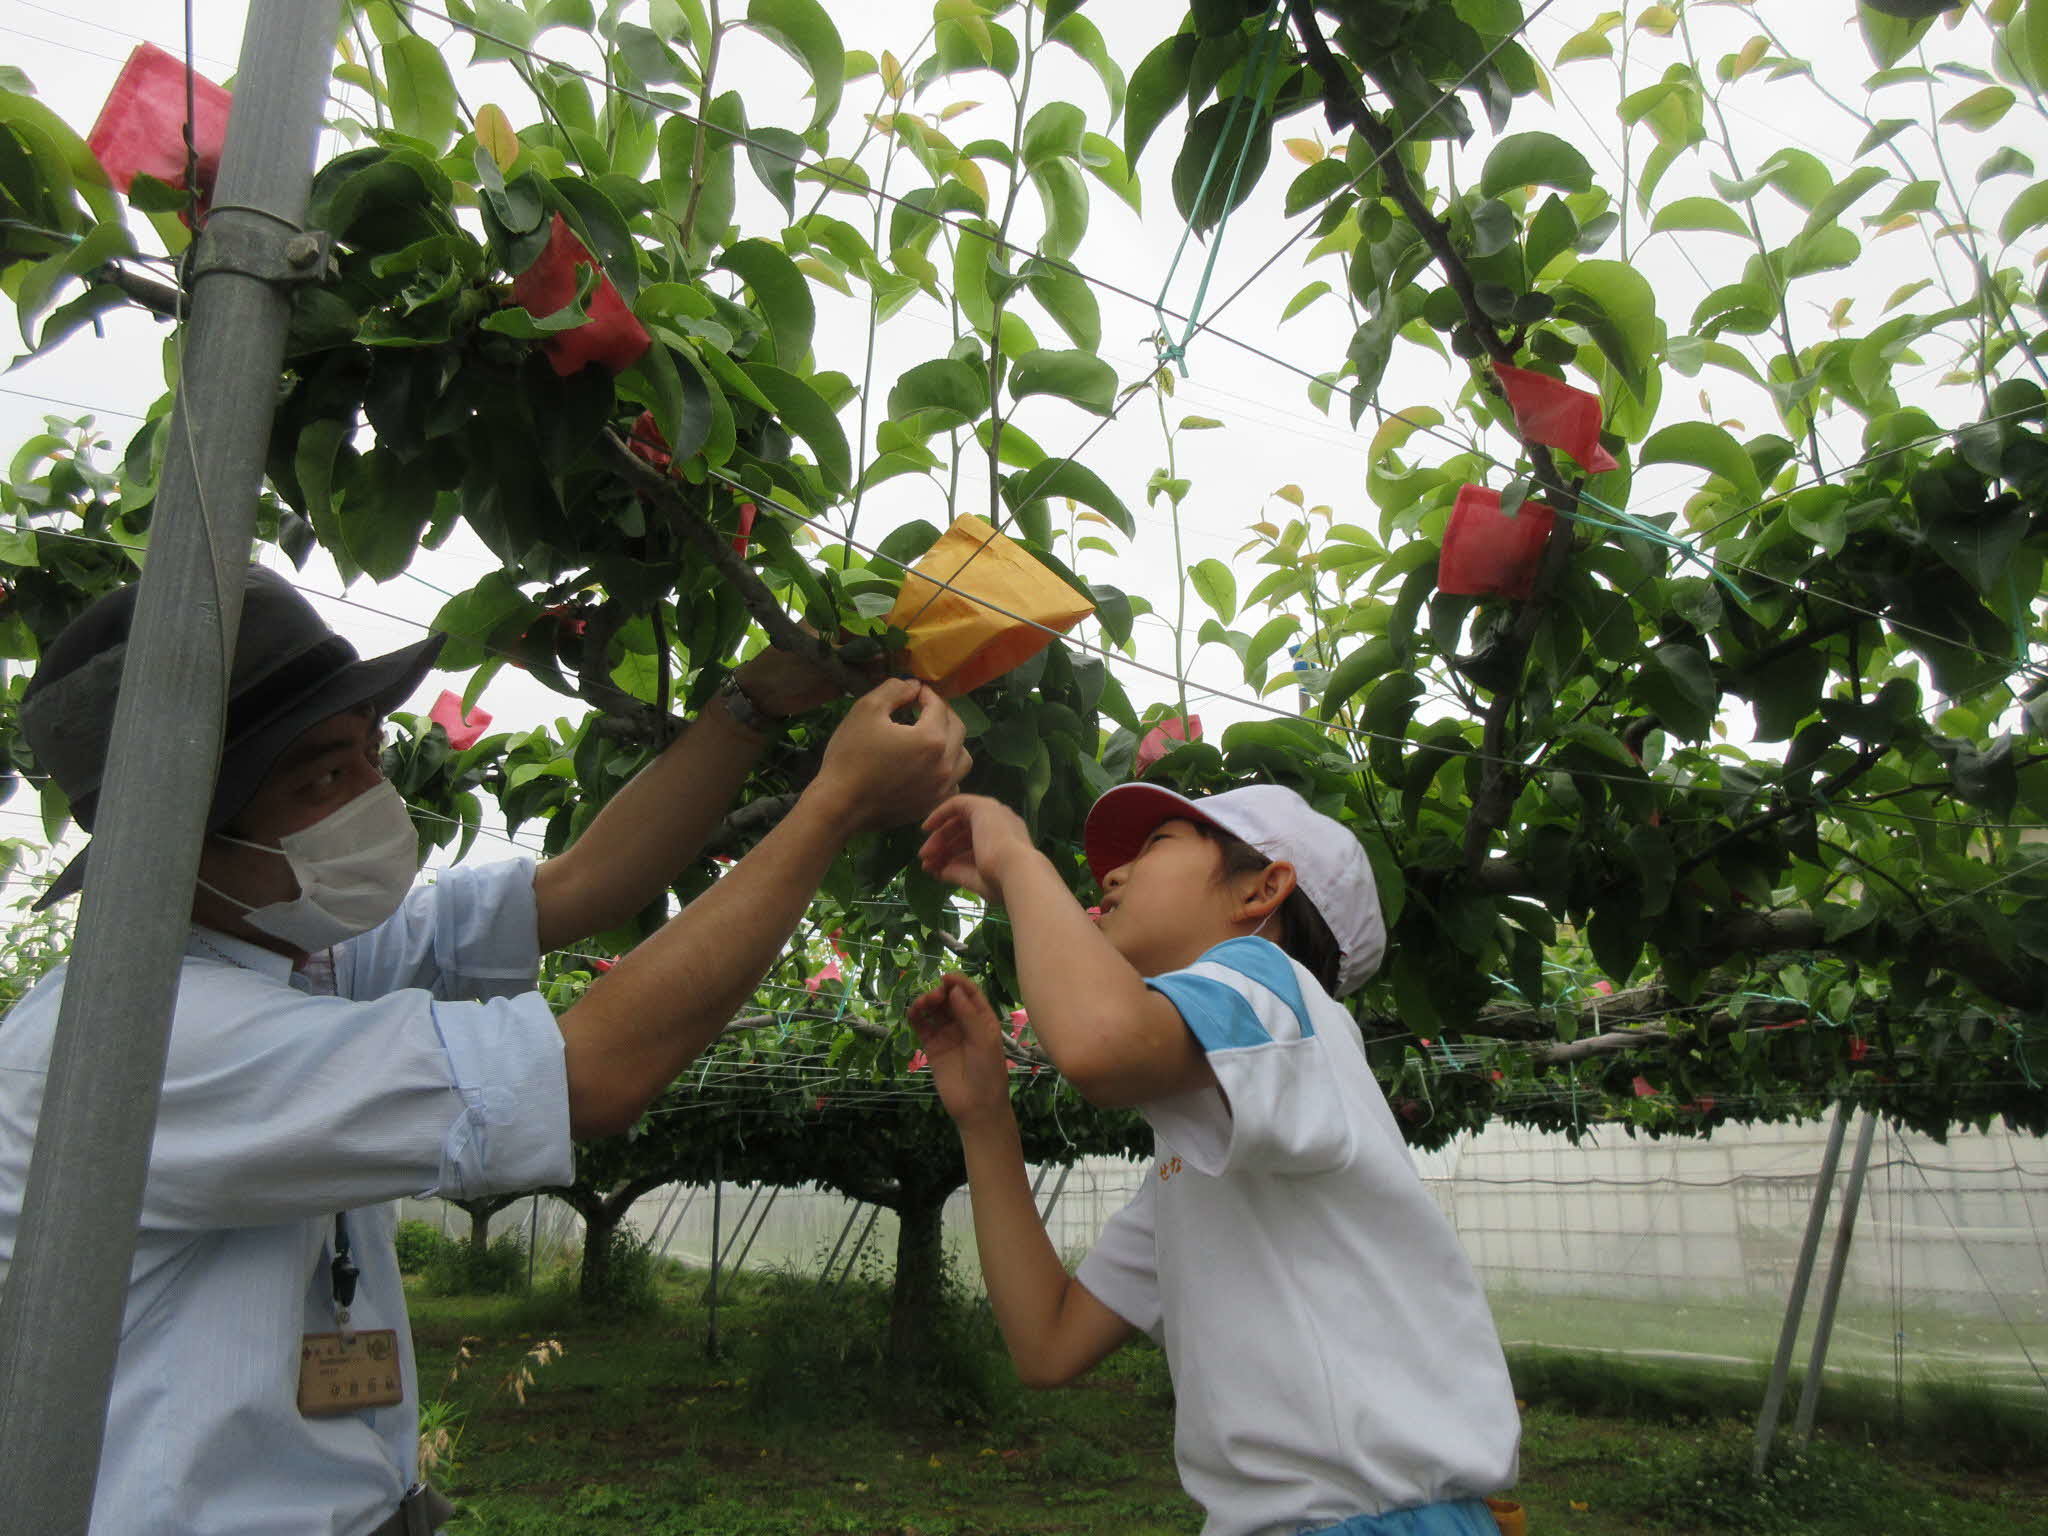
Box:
<box><xmin>1144</xmin><ymin>938</ymin><xmax>1316</xmax><ymax>1053</ymax></box>
<box><xmin>1146</xmin><ymin>972</ymin><xmax>1272</xmax><ymax>1051</ymax></box>
<box><xmin>1203</xmin><ymin>937</ymin><xmax>1315</xmax><ymax>1040</ymax></box>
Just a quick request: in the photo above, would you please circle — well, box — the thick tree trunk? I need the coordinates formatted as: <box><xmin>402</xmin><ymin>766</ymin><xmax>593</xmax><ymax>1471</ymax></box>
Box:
<box><xmin>579</xmin><ymin>1206</ymin><xmax>621</xmax><ymax>1304</ymax></box>
<box><xmin>468</xmin><ymin>1205</ymin><xmax>491</xmax><ymax>1256</ymax></box>
<box><xmin>887</xmin><ymin>1195</ymin><xmax>947</xmax><ymax>1369</ymax></box>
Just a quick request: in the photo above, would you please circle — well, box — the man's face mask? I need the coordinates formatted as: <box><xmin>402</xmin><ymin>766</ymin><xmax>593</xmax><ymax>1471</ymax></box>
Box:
<box><xmin>199</xmin><ymin>780</ymin><xmax>420</xmax><ymax>950</ymax></box>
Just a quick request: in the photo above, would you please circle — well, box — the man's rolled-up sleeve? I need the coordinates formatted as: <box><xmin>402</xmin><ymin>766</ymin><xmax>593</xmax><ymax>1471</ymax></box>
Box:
<box><xmin>429</xmin><ymin>990</ymin><xmax>574</xmax><ymax>1200</ymax></box>
<box><xmin>142</xmin><ymin>973</ymin><xmax>573</xmax><ymax>1231</ymax></box>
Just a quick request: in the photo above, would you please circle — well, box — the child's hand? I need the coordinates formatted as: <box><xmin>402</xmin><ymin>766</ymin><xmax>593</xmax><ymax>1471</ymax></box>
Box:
<box><xmin>918</xmin><ymin>794</ymin><xmax>1033</xmax><ymax>901</ymax></box>
<box><xmin>907</xmin><ymin>974</ymin><xmax>1014</xmax><ymax>1128</ymax></box>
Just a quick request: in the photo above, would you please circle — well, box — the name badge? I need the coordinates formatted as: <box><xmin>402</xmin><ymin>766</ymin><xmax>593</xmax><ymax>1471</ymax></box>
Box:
<box><xmin>298</xmin><ymin>1329</ymin><xmax>404</xmax><ymax>1417</ymax></box>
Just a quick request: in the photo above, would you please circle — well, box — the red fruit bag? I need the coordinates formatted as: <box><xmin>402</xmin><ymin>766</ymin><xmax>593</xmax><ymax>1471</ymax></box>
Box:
<box><xmin>1492</xmin><ymin>362</ymin><xmax>1619</xmax><ymax>474</ymax></box>
<box><xmin>1136</xmin><ymin>715</ymin><xmax>1202</xmax><ymax>774</ymax></box>
<box><xmin>509</xmin><ymin>214</ymin><xmax>650</xmax><ymax>377</ymax></box>
<box><xmin>87</xmin><ymin>43</ymin><xmax>233</xmax><ymax>204</ymax></box>
<box><xmin>1438</xmin><ymin>484</ymin><xmax>1556</xmax><ymax>600</ymax></box>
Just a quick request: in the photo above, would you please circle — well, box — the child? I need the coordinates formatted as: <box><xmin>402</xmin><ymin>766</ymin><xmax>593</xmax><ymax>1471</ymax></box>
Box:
<box><xmin>910</xmin><ymin>782</ymin><xmax>1519</xmax><ymax>1536</ymax></box>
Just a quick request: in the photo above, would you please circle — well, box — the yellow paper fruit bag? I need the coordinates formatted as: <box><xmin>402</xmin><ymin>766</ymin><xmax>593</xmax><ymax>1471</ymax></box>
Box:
<box><xmin>884</xmin><ymin>514</ymin><xmax>1095</xmax><ymax>696</ymax></box>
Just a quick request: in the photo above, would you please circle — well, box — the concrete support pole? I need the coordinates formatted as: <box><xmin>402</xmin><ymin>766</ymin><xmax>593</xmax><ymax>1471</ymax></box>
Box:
<box><xmin>1794</xmin><ymin>1109</ymin><xmax>1881</xmax><ymax>1441</ymax></box>
<box><xmin>1752</xmin><ymin>1101</ymin><xmax>1852</xmax><ymax>1476</ymax></box>
<box><xmin>0</xmin><ymin>4</ymin><xmax>340</xmax><ymax>1526</ymax></box>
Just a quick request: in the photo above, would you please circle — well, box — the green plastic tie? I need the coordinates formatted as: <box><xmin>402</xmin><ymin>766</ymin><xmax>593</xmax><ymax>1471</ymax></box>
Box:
<box><xmin>1152</xmin><ymin>0</ymin><xmax>1289</xmax><ymax>377</ymax></box>
<box><xmin>1563</xmin><ymin>488</ymin><xmax>1751</xmax><ymax>604</ymax></box>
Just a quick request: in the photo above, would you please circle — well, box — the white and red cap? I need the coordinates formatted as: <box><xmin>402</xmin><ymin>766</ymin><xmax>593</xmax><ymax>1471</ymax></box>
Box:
<box><xmin>1082</xmin><ymin>782</ymin><xmax>1386</xmax><ymax>996</ymax></box>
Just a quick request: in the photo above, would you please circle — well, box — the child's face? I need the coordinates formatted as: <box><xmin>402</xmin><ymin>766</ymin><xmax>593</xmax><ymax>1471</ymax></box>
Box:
<box><xmin>1093</xmin><ymin>818</ymin><xmax>1256</xmax><ymax>978</ymax></box>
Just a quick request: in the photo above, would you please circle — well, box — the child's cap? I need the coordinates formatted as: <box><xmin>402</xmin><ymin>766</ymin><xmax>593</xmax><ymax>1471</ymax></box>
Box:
<box><xmin>1083</xmin><ymin>782</ymin><xmax>1386</xmax><ymax>996</ymax></box>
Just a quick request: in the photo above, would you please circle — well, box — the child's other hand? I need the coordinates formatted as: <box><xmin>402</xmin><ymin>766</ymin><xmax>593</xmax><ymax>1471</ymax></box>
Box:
<box><xmin>907</xmin><ymin>974</ymin><xmax>1013</xmax><ymax>1128</ymax></box>
<box><xmin>918</xmin><ymin>794</ymin><xmax>1032</xmax><ymax>901</ymax></box>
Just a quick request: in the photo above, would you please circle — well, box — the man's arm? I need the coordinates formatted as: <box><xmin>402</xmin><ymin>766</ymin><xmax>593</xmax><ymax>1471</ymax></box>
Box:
<box><xmin>557</xmin><ymin>680</ymin><xmax>967</xmax><ymax>1137</ymax></box>
<box><xmin>910</xmin><ymin>976</ymin><xmax>1135</xmax><ymax>1386</ymax></box>
<box><xmin>532</xmin><ymin>651</ymin><xmax>839</xmax><ymax>954</ymax></box>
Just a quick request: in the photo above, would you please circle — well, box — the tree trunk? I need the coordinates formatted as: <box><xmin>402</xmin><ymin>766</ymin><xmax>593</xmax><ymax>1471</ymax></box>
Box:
<box><xmin>468</xmin><ymin>1205</ymin><xmax>491</xmax><ymax>1256</ymax></box>
<box><xmin>579</xmin><ymin>1206</ymin><xmax>620</xmax><ymax>1304</ymax></box>
<box><xmin>887</xmin><ymin>1195</ymin><xmax>947</xmax><ymax>1369</ymax></box>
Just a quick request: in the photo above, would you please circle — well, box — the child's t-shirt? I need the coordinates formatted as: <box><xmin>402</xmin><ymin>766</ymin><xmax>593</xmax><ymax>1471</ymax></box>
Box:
<box><xmin>1075</xmin><ymin>937</ymin><xmax>1519</xmax><ymax>1536</ymax></box>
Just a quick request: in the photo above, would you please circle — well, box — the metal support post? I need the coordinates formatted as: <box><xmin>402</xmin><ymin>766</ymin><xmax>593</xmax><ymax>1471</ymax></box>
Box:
<box><xmin>1038</xmin><ymin>1163</ymin><xmax>1073</xmax><ymax>1225</ymax></box>
<box><xmin>705</xmin><ymin>1156</ymin><xmax>722</xmax><ymax>1357</ymax></box>
<box><xmin>818</xmin><ymin>1203</ymin><xmax>865</xmax><ymax>1291</ymax></box>
<box><xmin>832</xmin><ymin>1206</ymin><xmax>884</xmax><ymax>1294</ymax></box>
<box><xmin>1753</xmin><ymin>1100</ymin><xmax>1852</xmax><ymax>1475</ymax></box>
<box><xmin>730</xmin><ymin>1187</ymin><xmax>780</xmax><ymax>1274</ymax></box>
<box><xmin>0</xmin><ymin>5</ymin><xmax>341</xmax><ymax>1527</ymax></box>
<box><xmin>526</xmin><ymin>1195</ymin><xmax>540</xmax><ymax>1290</ymax></box>
<box><xmin>717</xmin><ymin>1186</ymin><xmax>764</xmax><ymax>1270</ymax></box>
<box><xmin>1794</xmin><ymin>1108</ymin><xmax>1880</xmax><ymax>1441</ymax></box>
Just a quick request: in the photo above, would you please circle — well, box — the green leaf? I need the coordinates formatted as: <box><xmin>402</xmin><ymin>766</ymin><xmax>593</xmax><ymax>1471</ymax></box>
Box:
<box><xmin>1634</xmin><ymin>644</ymin><xmax>1717</xmax><ymax>741</ymax></box>
<box><xmin>2021</xmin><ymin>0</ymin><xmax>2048</xmax><ymax>92</ymax></box>
<box><xmin>1021</xmin><ymin>102</ymin><xmax>1085</xmax><ymax>169</ymax></box>
<box><xmin>432</xmin><ymin>572</ymin><xmax>537</xmax><ymax>671</ymax></box>
<box><xmin>886</xmin><ymin>357</ymin><xmax>990</xmax><ymax>429</ymax></box>
<box><xmin>1554</xmin><ymin>259</ymin><xmax>1661</xmax><ymax>398</ymax></box>
<box><xmin>717</xmin><ymin>238</ymin><xmax>815</xmax><ymax>368</ymax></box>
<box><xmin>745</xmin><ymin>0</ymin><xmax>845</xmax><ymax>131</ymax></box>
<box><xmin>1049</xmin><ymin>13</ymin><xmax>1126</xmax><ymax>125</ymax></box>
<box><xmin>1245</xmin><ymin>614</ymin><xmax>1300</xmax><ymax>679</ymax></box>
<box><xmin>741</xmin><ymin>362</ymin><xmax>851</xmax><ymax>490</ymax></box>
<box><xmin>1858</xmin><ymin>6</ymin><xmax>1936</xmax><ymax>68</ymax></box>
<box><xmin>1003</xmin><ymin>458</ymin><xmax>1134</xmax><ymax>537</ymax></box>
<box><xmin>1025</xmin><ymin>259</ymin><xmax>1102</xmax><ymax>351</ymax></box>
<box><xmin>1801</xmin><ymin>165</ymin><xmax>1891</xmax><ymax>233</ymax></box>
<box><xmin>1941</xmin><ymin>85</ymin><xmax>2016</xmax><ymax>131</ymax></box>
<box><xmin>1125</xmin><ymin>33</ymin><xmax>1196</xmax><ymax>164</ymax></box>
<box><xmin>1977</xmin><ymin>146</ymin><xmax>2033</xmax><ymax>182</ymax></box>
<box><xmin>384</xmin><ymin>36</ymin><xmax>460</xmax><ymax>152</ymax></box>
<box><xmin>745</xmin><ymin>126</ymin><xmax>806</xmax><ymax>217</ymax></box>
<box><xmin>1640</xmin><ymin>421</ymin><xmax>1763</xmax><ymax>504</ymax></box>
<box><xmin>1855</xmin><ymin>117</ymin><xmax>1915</xmax><ymax>157</ymax></box>
<box><xmin>1320</xmin><ymin>635</ymin><xmax>1397</xmax><ymax>718</ymax></box>
<box><xmin>1999</xmin><ymin>178</ymin><xmax>2048</xmax><ymax>245</ymax></box>
<box><xmin>1079</xmin><ymin>131</ymin><xmax>1142</xmax><ymax>214</ymax></box>
<box><xmin>1282</xmin><ymin>280</ymin><xmax>1332</xmax><ymax>321</ymax></box>
<box><xmin>1649</xmin><ymin>196</ymin><xmax>1751</xmax><ymax>238</ymax></box>
<box><xmin>1479</xmin><ymin>132</ymin><xmax>1595</xmax><ymax>198</ymax></box>
<box><xmin>1008</xmin><ymin>349</ymin><xmax>1118</xmax><ymax>416</ymax></box>
<box><xmin>1285</xmin><ymin>157</ymin><xmax>1355</xmax><ymax>216</ymax></box>
<box><xmin>1028</xmin><ymin>158</ymin><xmax>1090</xmax><ymax>261</ymax></box>
<box><xmin>1191</xmin><ymin>558</ymin><xmax>1237</xmax><ymax>622</ymax></box>
<box><xmin>950</xmin><ymin>217</ymin><xmax>1001</xmax><ymax>335</ymax></box>
<box><xmin>1172</xmin><ymin>99</ymin><xmax>1272</xmax><ymax>234</ymax></box>
<box><xmin>1923</xmin><ymin>501</ymin><xmax>2031</xmax><ymax>595</ymax></box>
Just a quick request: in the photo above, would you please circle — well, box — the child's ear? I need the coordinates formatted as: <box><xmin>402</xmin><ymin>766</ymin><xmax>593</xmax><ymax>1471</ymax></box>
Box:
<box><xmin>1243</xmin><ymin>860</ymin><xmax>1297</xmax><ymax>921</ymax></box>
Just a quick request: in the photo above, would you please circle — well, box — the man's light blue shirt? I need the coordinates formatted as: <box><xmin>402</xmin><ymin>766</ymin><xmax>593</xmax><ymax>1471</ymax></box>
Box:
<box><xmin>0</xmin><ymin>859</ymin><xmax>574</xmax><ymax>1535</ymax></box>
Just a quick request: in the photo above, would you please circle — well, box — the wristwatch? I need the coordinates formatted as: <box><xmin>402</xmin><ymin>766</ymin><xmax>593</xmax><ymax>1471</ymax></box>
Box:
<box><xmin>716</xmin><ymin>672</ymin><xmax>779</xmax><ymax>737</ymax></box>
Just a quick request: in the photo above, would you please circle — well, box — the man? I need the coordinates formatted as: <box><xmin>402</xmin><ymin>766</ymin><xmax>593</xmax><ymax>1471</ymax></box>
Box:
<box><xmin>0</xmin><ymin>563</ymin><xmax>970</xmax><ymax>1535</ymax></box>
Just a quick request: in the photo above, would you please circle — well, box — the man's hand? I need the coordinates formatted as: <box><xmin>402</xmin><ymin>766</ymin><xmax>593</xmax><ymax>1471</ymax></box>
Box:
<box><xmin>908</xmin><ymin>974</ymin><xmax>1015</xmax><ymax>1129</ymax></box>
<box><xmin>918</xmin><ymin>793</ymin><xmax>1035</xmax><ymax>902</ymax></box>
<box><xmin>811</xmin><ymin>679</ymin><xmax>971</xmax><ymax>832</ymax></box>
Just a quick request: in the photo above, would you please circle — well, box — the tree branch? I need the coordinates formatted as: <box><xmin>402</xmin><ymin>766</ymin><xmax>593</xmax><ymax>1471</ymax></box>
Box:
<box><xmin>602</xmin><ymin>430</ymin><xmax>872</xmax><ymax>696</ymax></box>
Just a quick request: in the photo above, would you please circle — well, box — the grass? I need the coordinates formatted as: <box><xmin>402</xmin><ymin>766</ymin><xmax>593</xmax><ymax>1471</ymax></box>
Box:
<box><xmin>408</xmin><ymin>1262</ymin><xmax>2048</xmax><ymax>1536</ymax></box>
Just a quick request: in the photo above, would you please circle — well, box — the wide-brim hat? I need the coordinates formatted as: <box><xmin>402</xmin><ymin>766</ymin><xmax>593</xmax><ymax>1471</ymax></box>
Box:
<box><xmin>20</xmin><ymin>564</ymin><xmax>442</xmax><ymax>908</ymax></box>
<box><xmin>1083</xmin><ymin>781</ymin><xmax>1386</xmax><ymax>996</ymax></box>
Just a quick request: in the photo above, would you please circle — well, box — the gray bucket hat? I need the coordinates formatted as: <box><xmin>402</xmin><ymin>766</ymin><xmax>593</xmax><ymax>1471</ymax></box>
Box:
<box><xmin>20</xmin><ymin>564</ymin><xmax>442</xmax><ymax>908</ymax></box>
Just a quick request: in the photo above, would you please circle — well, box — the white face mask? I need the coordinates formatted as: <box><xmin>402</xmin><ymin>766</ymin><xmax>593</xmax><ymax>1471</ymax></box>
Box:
<box><xmin>200</xmin><ymin>780</ymin><xmax>421</xmax><ymax>950</ymax></box>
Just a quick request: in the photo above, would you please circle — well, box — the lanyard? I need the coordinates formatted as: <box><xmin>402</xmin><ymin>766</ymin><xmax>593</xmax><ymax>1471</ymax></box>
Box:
<box><xmin>331</xmin><ymin>1212</ymin><xmax>359</xmax><ymax>1320</ymax></box>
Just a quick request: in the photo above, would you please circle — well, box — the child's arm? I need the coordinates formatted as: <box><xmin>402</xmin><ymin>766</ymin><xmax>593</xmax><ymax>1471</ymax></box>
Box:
<box><xmin>919</xmin><ymin>795</ymin><xmax>1215</xmax><ymax>1106</ymax></box>
<box><xmin>910</xmin><ymin>975</ymin><xmax>1136</xmax><ymax>1386</ymax></box>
